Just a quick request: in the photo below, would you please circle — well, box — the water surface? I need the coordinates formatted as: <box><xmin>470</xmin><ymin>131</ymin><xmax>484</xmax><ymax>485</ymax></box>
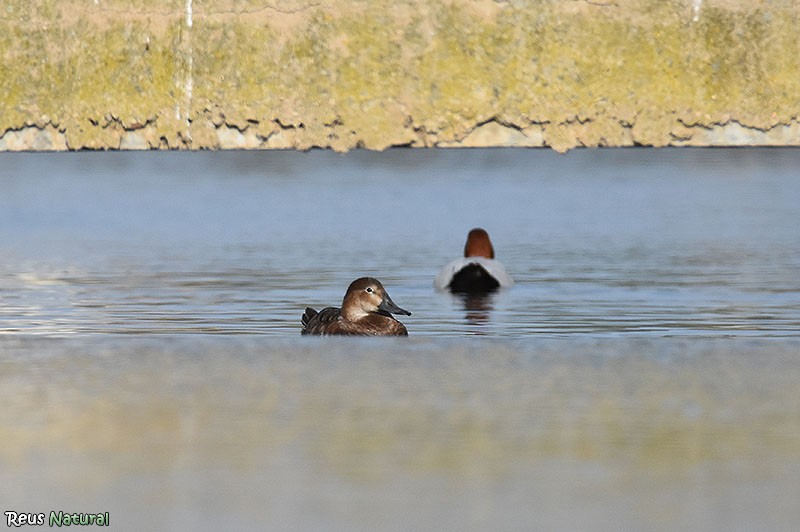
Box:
<box><xmin>2</xmin><ymin>148</ymin><xmax>799</xmax><ymax>337</ymax></box>
<box><xmin>1</xmin><ymin>148</ymin><xmax>799</xmax><ymax>531</ymax></box>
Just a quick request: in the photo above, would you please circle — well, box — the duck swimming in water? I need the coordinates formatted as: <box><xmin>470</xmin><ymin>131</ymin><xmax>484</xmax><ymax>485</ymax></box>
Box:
<box><xmin>301</xmin><ymin>277</ymin><xmax>411</xmax><ymax>336</ymax></box>
<box><xmin>434</xmin><ymin>228</ymin><xmax>514</xmax><ymax>293</ymax></box>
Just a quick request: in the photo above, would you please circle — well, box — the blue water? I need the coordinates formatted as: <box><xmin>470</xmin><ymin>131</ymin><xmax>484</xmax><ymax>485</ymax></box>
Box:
<box><xmin>2</xmin><ymin>148</ymin><xmax>800</xmax><ymax>532</ymax></box>
<box><xmin>1</xmin><ymin>148</ymin><xmax>799</xmax><ymax>337</ymax></box>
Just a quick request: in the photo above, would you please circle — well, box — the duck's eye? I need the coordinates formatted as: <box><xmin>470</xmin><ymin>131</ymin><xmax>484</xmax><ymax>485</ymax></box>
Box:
<box><xmin>366</xmin><ymin>287</ymin><xmax>373</xmax><ymax>293</ymax></box>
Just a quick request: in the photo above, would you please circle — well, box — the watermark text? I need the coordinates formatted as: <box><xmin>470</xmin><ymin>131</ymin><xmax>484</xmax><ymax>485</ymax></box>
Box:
<box><xmin>4</xmin><ymin>511</ymin><xmax>109</xmax><ymax>527</ymax></box>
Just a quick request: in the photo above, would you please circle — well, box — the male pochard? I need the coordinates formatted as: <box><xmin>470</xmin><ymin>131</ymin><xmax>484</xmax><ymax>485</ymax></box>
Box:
<box><xmin>301</xmin><ymin>277</ymin><xmax>411</xmax><ymax>336</ymax></box>
<box><xmin>434</xmin><ymin>228</ymin><xmax>514</xmax><ymax>293</ymax></box>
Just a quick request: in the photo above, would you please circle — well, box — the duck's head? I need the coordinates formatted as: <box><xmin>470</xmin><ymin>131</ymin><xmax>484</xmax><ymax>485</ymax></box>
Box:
<box><xmin>342</xmin><ymin>277</ymin><xmax>411</xmax><ymax>320</ymax></box>
<box><xmin>464</xmin><ymin>228</ymin><xmax>495</xmax><ymax>259</ymax></box>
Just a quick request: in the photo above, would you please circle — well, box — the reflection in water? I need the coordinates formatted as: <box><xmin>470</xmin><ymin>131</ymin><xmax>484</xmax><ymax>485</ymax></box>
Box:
<box><xmin>457</xmin><ymin>291</ymin><xmax>496</xmax><ymax>329</ymax></box>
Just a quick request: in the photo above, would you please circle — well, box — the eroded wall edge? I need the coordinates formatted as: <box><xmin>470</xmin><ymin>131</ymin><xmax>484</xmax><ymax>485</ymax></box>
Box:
<box><xmin>2</xmin><ymin>0</ymin><xmax>799</xmax><ymax>152</ymax></box>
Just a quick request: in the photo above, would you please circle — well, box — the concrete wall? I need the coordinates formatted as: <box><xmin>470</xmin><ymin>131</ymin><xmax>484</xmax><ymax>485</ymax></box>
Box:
<box><xmin>2</xmin><ymin>0</ymin><xmax>799</xmax><ymax>152</ymax></box>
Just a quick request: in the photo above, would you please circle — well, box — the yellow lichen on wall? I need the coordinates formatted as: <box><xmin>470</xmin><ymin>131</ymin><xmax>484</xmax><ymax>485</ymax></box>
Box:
<box><xmin>1</xmin><ymin>0</ymin><xmax>798</xmax><ymax>151</ymax></box>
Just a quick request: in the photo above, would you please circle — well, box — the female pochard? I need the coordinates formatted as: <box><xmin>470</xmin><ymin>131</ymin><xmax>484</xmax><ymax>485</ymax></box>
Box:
<box><xmin>301</xmin><ymin>277</ymin><xmax>411</xmax><ymax>336</ymax></box>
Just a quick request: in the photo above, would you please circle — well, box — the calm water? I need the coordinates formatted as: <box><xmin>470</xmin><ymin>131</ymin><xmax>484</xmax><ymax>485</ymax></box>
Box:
<box><xmin>2</xmin><ymin>148</ymin><xmax>799</xmax><ymax>337</ymax></box>
<box><xmin>1</xmin><ymin>148</ymin><xmax>799</xmax><ymax>531</ymax></box>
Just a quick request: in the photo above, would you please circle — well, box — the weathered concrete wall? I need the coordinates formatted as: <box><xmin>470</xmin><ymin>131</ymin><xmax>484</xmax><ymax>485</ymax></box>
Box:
<box><xmin>1</xmin><ymin>0</ymin><xmax>799</xmax><ymax>152</ymax></box>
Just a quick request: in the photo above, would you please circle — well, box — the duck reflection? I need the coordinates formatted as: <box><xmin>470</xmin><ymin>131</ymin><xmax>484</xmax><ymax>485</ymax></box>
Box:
<box><xmin>456</xmin><ymin>291</ymin><xmax>496</xmax><ymax>328</ymax></box>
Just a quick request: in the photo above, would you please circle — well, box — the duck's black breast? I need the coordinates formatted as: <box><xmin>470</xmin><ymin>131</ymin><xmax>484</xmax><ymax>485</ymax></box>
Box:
<box><xmin>448</xmin><ymin>263</ymin><xmax>500</xmax><ymax>294</ymax></box>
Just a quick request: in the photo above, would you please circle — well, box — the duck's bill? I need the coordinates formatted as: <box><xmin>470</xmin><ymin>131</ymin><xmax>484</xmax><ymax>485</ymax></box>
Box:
<box><xmin>379</xmin><ymin>295</ymin><xmax>411</xmax><ymax>316</ymax></box>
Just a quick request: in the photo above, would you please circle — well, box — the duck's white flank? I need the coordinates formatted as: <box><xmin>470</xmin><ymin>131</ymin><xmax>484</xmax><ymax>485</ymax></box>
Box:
<box><xmin>434</xmin><ymin>257</ymin><xmax>514</xmax><ymax>291</ymax></box>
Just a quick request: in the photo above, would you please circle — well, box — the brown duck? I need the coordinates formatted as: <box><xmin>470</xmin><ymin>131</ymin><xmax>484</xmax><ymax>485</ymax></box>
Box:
<box><xmin>301</xmin><ymin>277</ymin><xmax>411</xmax><ymax>336</ymax></box>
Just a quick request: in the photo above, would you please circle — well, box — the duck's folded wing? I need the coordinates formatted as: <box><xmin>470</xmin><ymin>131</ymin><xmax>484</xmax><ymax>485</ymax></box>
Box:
<box><xmin>302</xmin><ymin>306</ymin><xmax>343</xmax><ymax>334</ymax></box>
<box><xmin>434</xmin><ymin>257</ymin><xmax>514</xmax><ymax>290</ymax></box>
<box><xmin>313</xmin><ymin>307</ymin><xmax>341</xmax><ymax>325</ymax></box>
